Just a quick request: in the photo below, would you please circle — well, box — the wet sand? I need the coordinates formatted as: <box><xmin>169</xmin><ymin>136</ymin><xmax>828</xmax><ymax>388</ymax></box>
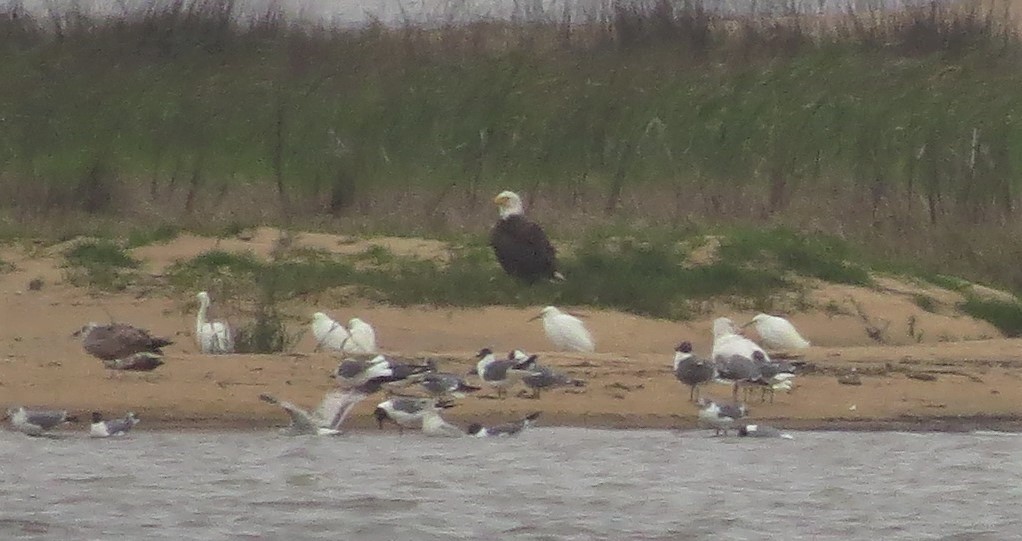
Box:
<box><xmin>2</xmin><ymin>231</ymin><xmax>1021</xmax><ymax>433</ymax></box>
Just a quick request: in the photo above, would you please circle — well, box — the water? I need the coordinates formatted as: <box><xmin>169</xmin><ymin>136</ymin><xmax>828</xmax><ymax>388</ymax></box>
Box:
<box><xmin>1</xmin><ymin>428</ymin><xmax>1019</xmax><ymax>540</ymax></box>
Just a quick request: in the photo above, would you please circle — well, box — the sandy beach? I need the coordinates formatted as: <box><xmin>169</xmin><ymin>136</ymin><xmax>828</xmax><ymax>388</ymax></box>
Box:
<box><xmin>2</xmin><ymin>229</ymin><xmax>1021</xmax><ymax>433</ymax></box>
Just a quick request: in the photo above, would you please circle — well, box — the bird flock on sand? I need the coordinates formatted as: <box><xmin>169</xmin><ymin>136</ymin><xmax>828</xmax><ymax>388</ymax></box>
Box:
<box><xmin>5</xmin><ymin>190</ymin><xmax>809</xmax><ymax>441</ymax></box>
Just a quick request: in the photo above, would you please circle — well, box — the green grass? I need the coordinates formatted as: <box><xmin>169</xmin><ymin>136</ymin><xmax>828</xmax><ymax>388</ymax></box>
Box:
<box><xmin>62</xmin><ymin>240</ymin><xmax>140</xmax><ymax>291</ymax></box>
<box><xmin>165</xmin><ymin>230</ymin><xmax>847</xmax><ymax>318</ymax></box>
<box><xmin>126</xmin><ymin>225</ymin><xmax>181</xmax><ymax>248</ymax></box>
<box><xmin>718</xmin><ymin>228</ymin><xmax>872</xmax><ymax>286</ymax></box>
<box><xmin>912</xmin><ymin>294</ymin><xmax>938</xmax><ymax>314</ymax></box>
<box><xmin>960</xmin><ymin>298</ymin><xmax>1022</xmax><ymax>337</ymax></box>
<box><xmin>2</xmin><ymin>2</ymin><xmax>1022</xmax><ymax>295</ymax></box>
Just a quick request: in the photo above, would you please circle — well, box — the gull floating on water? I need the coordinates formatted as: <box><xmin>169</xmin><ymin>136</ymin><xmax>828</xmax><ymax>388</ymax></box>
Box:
<box><xmin>421</xmin><ymin>404</ymin><xmax>464</xmax><ymax>438</ymax></box>
<box><xmin>196</xmin><ymin>291</ymin><xmax>234</xmax><ymax>354</ymax></box>
<box><xmin>467</xmin><ymin>412</ymin><xmax>542</xmax><ymax>437</ymax></box>
<box><xmin>4</xmin><ymin>407</ymin><xmax>78</xmax><ymax>437</ymax></box>
<box><xmin>374</xmin><ymin>397</ymin><xmax>454</xmax><ymax>434</ymax></box>
<box><xmin>311</xmin><ymin>312</ymin><xmax>350</xmax><ymax>352</ymax></box>
<box><xmin>697</xmin><ymin>398</ymin><xmax>747</xmax><ymax>436</ymax></box>
<box><xmin>745</xmin><ymin>313</ymin><xmax>811</xmax><ymax>351</ymax></box>
<box><xmin>90</xmin><ymin>412</ymin><xmax>140</xmax><ymax>438</ymax></box>
<box><xmin>469</xmin><ymin>348</ymin><xmax>539</xmax><ymax>399</ymax></box>
<box><xmin>75</xmin><ymin>322</ymin><xmax>172</xmax><ymax>362</ymax></box>
<box><xmin>531</xmin><ymin>306</ymin><xmax>595</xmax><ymax>352</ymax></box>
<box><xmin>673</xmin><ymin>341</ymin><xmax>716</xmax><ymax>402</ymax></box>
<box><xmin>737</xmin><ymin>424</ymin><xmax>794</xmax><ymax>439</ymax></box>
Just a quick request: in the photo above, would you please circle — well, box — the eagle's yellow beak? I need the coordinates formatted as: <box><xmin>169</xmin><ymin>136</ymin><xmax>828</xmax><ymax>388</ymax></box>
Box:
<box><xmin>493</xmin><ymin>195</ymin><xmax>506</xmax><ymax>205</ymax></box>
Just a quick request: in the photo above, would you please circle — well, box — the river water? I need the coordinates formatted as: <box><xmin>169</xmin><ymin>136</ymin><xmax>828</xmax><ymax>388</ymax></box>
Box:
<box><xmin>1</xmin><ymin>428</ymin><xmax>1019</xmax><ymax>540</ymax></box>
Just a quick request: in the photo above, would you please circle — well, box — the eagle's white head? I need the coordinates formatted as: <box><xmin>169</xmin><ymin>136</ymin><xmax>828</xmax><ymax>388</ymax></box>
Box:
<box><xmin>494</xmin><ymin>190</ymin><xmax>524</xmax><ymax>219</ymax></box>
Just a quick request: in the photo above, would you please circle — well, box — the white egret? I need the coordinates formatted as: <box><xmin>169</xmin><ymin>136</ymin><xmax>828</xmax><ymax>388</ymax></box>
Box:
<box><xmin>196</xmin><ymin>291</ymin><xmax>234</xmax><ymax>354</ymax></box>
<box><xmin>311</xmin><ymin>312</ymin><xmax>350</xmax><ymax>352</ymax></box>
<box><xmin>746</xmin><ymin>313</ymin><xmax>811</xmax><ymax>351</ymax></box>
<box><xmin>531</xmin><ymin>306</ymin><xmax>595</xmax><ymax>352</ymax></box>
<box><xmin>345</xmin><ymin>317</ymin><xmax>378</xmax><ymax>354</ymax></box>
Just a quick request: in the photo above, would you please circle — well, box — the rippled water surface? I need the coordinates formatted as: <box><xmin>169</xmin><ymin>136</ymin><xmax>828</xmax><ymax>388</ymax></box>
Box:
<box><xmin>1</xmin><ymin>429</ymin><xmax>1019</xmax><ymax>540</ymax></box>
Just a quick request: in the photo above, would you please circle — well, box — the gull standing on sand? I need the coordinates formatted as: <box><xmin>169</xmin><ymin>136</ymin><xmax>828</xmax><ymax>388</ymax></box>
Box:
<box><xmin>752</xmin><ymin>352</ymin><xmax>798</xmax><ymax>403</ymax></box>
<box><xmin>311</xmin><ymin>312</ymin><xmax>350</xmax><ymax>352</ymax></box>
<box><xmin>711</xmin><ymin>317</ymin><xmax>771</xmax><ymax>400</ymax></box>
<box><xmin>745</xmin><ymin>313</ymin><xmax>811</xmax><ymax>351</ymax></box>
<box><xmin>4</xmin><ymin>407</ymin><xmax>78</xmax><ymax>437</ymax></box>
<box><xmin>673</xmin><ymin>341</ymin><xmax>716</xmax><ymax>402</ymax></box>
<box><xmin>469</xmin><ymin>348</ymin><xmax>539</xmax><ymax>399</ymax></box>
<box><xmin>511</xmin><ymin>351</ymin><xmax>585</xmax><ymax>399</ymax></box>
<box><xmin>196</xmin><ymin>291</ymin><xmax>234</xmax><ymax>354</ymax></box>
<box><xmin>410</xmin><ymin>368</ymin><xmax>483</xmax><ymax>399</ymax></box>
<box><xmin>490</xmin><ymin>190</ymin><xmax>562</xmax><ymax>284</ymax></box>
<box><xmin>467</xmin><ymin>412</ymin><xmax>542</xmax><ymax>437</ymax></box>
<box><xmin>531</xmin><ymin>306</ymin><xmax>595</xmax><ymax>352</ymax></box>
<box><xmin>75</xmin><ymin>322</ymin><xmax>173</xmax><ymax>361</ymax></box>
<box><xmin>90</xmin><ymin>412</ymin><xmax>140</xmax><ymax>438</ymax></box>
<box><xmin>697</xmin><ymin>399</ymin><xmax>747</xmax><ymax>436</ymax></box>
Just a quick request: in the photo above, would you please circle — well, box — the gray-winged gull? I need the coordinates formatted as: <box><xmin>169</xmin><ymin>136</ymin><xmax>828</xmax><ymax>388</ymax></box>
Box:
<box><xmin>697</xmin><ymin>398</ymin><xmax>748</xmax><ymax>436</ymax></box>
<box><xmin>374</xmin><ymin>397</ymin><xmax>454</xmax><ymax>434</ymax></box>
<box><xmin>737</xmin><ymin>424</ymin><xmax>794</xmax><ymax>439</ymax></box>
<box><xmin>673</xmin><ymin>341</ymin><xmax>716</xmax><ymax>402</ymax></box>
<box><xmin>421</xmin><ymin>405</ymin><xmax>464</xmax><ymax>438</ymax></box>
<box><xmin>4</xmin><ymin>407</ymin><xmax>79</xmax><ymax>437</ymax></box>
<box><xmin>467</xmin><ymin>412</ymin><xmax>541</xmax><ymax>437</ymax></box>
<box><xmin>258</xmin><ymin>393</ymin><xmax>358</xmax><ymax>436</ymax></box>
<box><xmin>512</xmin><ymin>353</ymin><xmax>585</xmax><ymax>399</ymax></box>
<box><xmin>469</xmin><ymin>348</ymin><xmax>539</xmax><ymax>399</ymax></box>
<box><xmin>90</xmin><ymin>412</ymin><xmax>140</xmax><ymax>438</ymax></box>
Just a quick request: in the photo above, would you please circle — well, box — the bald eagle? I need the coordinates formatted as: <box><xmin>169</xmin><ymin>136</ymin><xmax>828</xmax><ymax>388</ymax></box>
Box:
<box><xmin>490</xmin><ymin>191</ymin><xmax>562</xmax><ymax>284</ymax></box>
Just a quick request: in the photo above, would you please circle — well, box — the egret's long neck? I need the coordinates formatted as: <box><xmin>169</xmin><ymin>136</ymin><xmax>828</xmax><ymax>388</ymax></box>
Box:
<box><xmin>196</xmin><ymin>298</ymin><xmax>209</xmax><ymax>334</ymax></box>
<box><xmin>498</xmin><ymin>202</ymin><xmax>524</xmax><ymax>220</ymax></box>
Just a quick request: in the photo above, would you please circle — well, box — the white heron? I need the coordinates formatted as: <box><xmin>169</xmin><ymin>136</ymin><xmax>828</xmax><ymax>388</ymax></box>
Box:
<box><xmin>195</xmin><ymin>291</ymin><xmax>234</xmax><ymax>354</ymax></box>
<box><xmin>745</xmin><ymin>313</ymin><xmax>811</xmax><ymax>351</ymax></box>
<box><xmin>531</xmin><ymin>306</ymin><xmax>595</xmax><ymax>352</ymax></box>
<box><xmin>311</xmin><ymin>312</ymin><xmax>350</xmax><ymax>352</ymax></box>
<box><xmin>711</xmin><ymin>317</ymin><xmax>769</xmax><ymax>365</ymax></box>
<box><xmin>345</xmin><ymin>317</ymin><xmax>378</xmax><ymax>354</ymax></box>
